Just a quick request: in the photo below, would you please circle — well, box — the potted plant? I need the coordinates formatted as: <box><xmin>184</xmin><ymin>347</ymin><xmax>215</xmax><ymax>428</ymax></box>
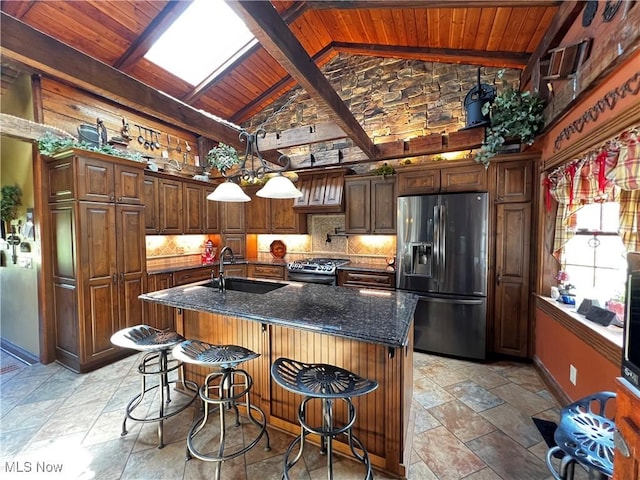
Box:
<box><xmin>1</xmin><ymin>184</ymin><xmax>22</xmax><ymax>239</ymax></box>
<box><xmin>206</xmin><ymin>143</ymin><xmax>240</xmax><ymax>175</ymax></box>
<box><xmin>475</xmin><ymin>71</ymin><xmax>545</xmax><ymax>167</ymax></box>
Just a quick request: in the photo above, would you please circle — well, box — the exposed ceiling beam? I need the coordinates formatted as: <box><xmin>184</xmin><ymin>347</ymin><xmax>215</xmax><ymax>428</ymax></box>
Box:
<box><xmin>333</xmin><ymin>42</ymin><xmax>529</xmax><ymax>69</ymax></box>
<box><xmin>521</xmin><ymin>1</ymin><xmax>584</xmax><ymax>87</ymax></box>
<box><xmin>0</xmin><ymin>1</ymin><xmax>36</xmax><ymax>18</ymax></box>
<box><xmin>114</xmin><ymin>0</ymin><xmax>193</xmax><ymax>71</ymax></box>
<box><xmin>182</xmin><ymin>1</ymin><xmax>310</xmax><ymax>106</ymax></box>
<box><xmin>306</xmin><ymin>1</ymin><xmax>561</xmax><ymax>9</ymax></box>
<box><xmin>226</xmin><ymin>0</ymin><xmax>378</xmax><ymax>159</ymax></box>
<box><xmin>0</xmin><ymin>12</ymin><xmax>243</xmax><ymax>149</ymax></box>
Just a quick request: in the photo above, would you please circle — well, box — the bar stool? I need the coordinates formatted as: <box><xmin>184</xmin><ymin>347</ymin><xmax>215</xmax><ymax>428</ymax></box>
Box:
<box><xmin>172</xmin><ymin>340</ymin><xmax>270</xmax><ymax>480</ymax></box>
<box><xmin>270</xmin><ymin>357</ymin><xmax>378</xmax><ymax>480</ymax></box>
<box><xmin>545</xmin><ymin>391</ymin><xmax>616</xmax><ymax>480</ymax></box>
<box><xmin>110</xmin><ymin>325</ymin><xmax>198</xmax><ymax>449</ymax></box>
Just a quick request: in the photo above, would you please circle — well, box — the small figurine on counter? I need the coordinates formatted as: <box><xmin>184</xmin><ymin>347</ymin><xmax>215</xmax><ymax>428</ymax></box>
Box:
<box><xmin>201</xmin><ymin>239</ymin><xmax>217</xmax><ymax>265</ymax></box>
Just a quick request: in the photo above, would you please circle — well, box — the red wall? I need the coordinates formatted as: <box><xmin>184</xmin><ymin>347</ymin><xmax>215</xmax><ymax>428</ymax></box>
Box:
<box><xmin>535</xmin><ymin>308</ymin><xmax>619</xmax><ymax>401</ymax></box>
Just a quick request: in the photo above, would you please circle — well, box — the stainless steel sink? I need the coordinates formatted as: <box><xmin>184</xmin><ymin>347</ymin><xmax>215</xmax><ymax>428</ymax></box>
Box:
<box><xmin>203</xmin><ymin>278</ymin><xmax>287</xmax><ymax>294</ymax></box>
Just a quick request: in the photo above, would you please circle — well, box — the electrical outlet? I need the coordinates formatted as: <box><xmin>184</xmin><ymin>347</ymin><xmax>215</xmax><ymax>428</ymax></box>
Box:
<box><xmin>570</xmin><ymin>364</ymin><xmax>577</xmax><ymax>385</ymax></box>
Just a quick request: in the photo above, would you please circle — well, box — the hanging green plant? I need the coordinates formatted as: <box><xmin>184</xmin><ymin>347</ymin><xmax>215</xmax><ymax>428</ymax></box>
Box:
<box><xmin>370</xmin><ymin>162</ymin><xmax>395</xmax><ymax>177</ymax></box>
<box><xmin>207</xmin><ymin>143</ymin><xmax>241</xmax><ymax>174</ymax></box>
<box><xmin>475</xmin><ymin>71</ymin><xmax>545</xmax><ymax>167</ymax></box>
<box><xmin>37</xmin><ymin>132</ymin><xmax>143</xmax><ymax>162</ymax></box>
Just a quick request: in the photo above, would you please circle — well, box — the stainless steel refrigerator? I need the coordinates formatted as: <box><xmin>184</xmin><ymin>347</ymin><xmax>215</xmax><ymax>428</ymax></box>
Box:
<box><xmin>397</xmin><ymin>192</ymin><xmax>488</xmax><ymax>359</ymax></box>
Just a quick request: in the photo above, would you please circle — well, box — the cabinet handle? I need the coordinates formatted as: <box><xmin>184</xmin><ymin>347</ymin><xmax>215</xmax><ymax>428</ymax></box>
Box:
<box><xmin>110</xmin><ymin>193</ymin><xmax>115</xmax><ymax>201</ymax></box>
<box><xmin>497</xmin><ymin>273</ymin><xmax>502</xmax><ymax>285</ymax></box>
<box><xmin>614</xmin><ymin>428</ymin><xmax>631</xmax><ymax>458</ymax></box>
<box><xmin>120</xmin><ymin>272</ymin><xmax>124</xmax><ymax>283</ymax></box>
<box><xmin>112</xmin><ymin>273</ymin><xmax>117</xmax><ymax>284</ymax></box>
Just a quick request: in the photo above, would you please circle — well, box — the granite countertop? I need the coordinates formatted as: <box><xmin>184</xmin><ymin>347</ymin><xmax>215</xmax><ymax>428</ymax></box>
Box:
<box><xmin>147</xmin><ymin>257</ymin><xmax>289</xmax><ymax>274</ymax></box>
<box><xmin>140</xmin><ymin>280</ymin><xmax>417</xmax><ymax>348</ymax></box>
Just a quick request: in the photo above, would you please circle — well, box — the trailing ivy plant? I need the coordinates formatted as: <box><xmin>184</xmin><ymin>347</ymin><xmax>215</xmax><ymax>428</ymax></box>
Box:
<box><xmin>475</xmin><ymin>71</ymin><xmax>545</xmax><ymax>167</ymax></box>
<box><xmin>38</xmin><ymin>131</ymin><xmax>143</xmax><ymax>162</ymax></box>
<box><xmin>207</xmin><ymin>143</ymin><xmax>240</xmax><ymax>174</ymax></box>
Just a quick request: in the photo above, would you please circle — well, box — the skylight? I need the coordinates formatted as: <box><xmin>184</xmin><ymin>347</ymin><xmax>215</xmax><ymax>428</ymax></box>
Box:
<box><xmin>145</xmin><ymin>0</ymin><xmax>255</xmax><ymax>86</ymax></box>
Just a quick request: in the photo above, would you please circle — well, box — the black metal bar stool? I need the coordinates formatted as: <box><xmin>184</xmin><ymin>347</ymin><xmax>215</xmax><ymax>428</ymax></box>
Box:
<box><xmin>172</xmin><ymin>340</ymin><xmax>270</xmax><ymax>480</ymax></box>
<box><xmin>270</xmin><ymin>357</ymin><xmax>378</xmax><ymax>480</ymax></box>
<box><xmin>110</xmin><ymin>325</ymin><xmax>198</xmax><ymax>449</ymax></box>
<box><xmin>545</xmin><ymin>391</ymin><xmax>616</xmax><ymax>480</ymax></box>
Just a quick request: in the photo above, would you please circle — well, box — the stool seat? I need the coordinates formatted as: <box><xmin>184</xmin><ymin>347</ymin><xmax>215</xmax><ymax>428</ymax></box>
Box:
<box><xmin>272</xmin><ymin>358</ymin><xmax>378</xmax><ymax>399</ymax></box>
<box><xmin>546</xmin><ymin>391</ymin><xmax>615</xmax><ymax>480</ymax></box>
<box><xmin>110</xmin><ymin>325</ymin><xmax>184</xmax><ymax>351</ymax></box>
<box><xmin>172</xmin><ymin>340</ymin><xmax>259</xmax><ymax>368</ymax></box>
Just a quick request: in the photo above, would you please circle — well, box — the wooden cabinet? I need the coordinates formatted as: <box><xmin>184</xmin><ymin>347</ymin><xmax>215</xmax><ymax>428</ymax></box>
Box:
<box><xmin>143</xmin><ymin>175</ymin><xmax>159</xmax><ymax>233</ymax></box>
<box><xmin>337</xmin><ymin>269</ymin><xmax>395</xmax><ymax>290</ymax></box>
<box><xmin>345</xmin><ymin>175</ymin><xmax>395</xmax><ymax>234</ymax></box>
<box><xmin>173</xmin><ymin>266</ymin><xmax>214</xmax><ymax>286</ymax></box>
<box><xmin>146</xmin><ymin>273</ymin><xmax>174</xmax><ymax>331</ymax></box>
<box><xmin>294</xmin><ymin>169</ymin><xmax>350</xmax><ymax>213</ymax></box>
<box><xmin>247</xmin><ymin>264</ymin><xmax>286</xmax><ymax>280</ymax></box>
<box><xmin>183</xmin><ymin>182</ymin><xmax>205</xmax><ymax>234</ymax></box>
<box><xmin>245</xmin><ymin>188</ymin><xmax>307</xmax><ymax>234</ymax></box>
<box><xmin>397</xmin><ymin>162</ymin><xmax>487</xmax><ymax>196</ymax></box>
<box><xmin>221</xmin><ymin>234</ymin><xmax>246</xmax><ymax>259</ymax></box>
<box><xmin>221</xmin><ymin>201</ymin><xmax>245</xmax><ymax>233</ymax></box>
<box><xmin>46</xmin><ymin>150</ymin><xmax>147</xmax><ymax>373</ymax></box>
<box><xmin>496</xmin><ymin>159</ymin><xmax>532</xmax><ymax>202</ymax></box>
<box><xmin>158</xmin><ymin>177</ymin><xmax>183</xmax><ymax>234</ymax></box>
<box><xmin>614</xmin><ymin>378</ymin><xmax>640</xmax><ymax>480</ymax></box>
<box><xmin>493</xmin><ymin>202</ymin><xmax>531</xmax><ymax>357</ymax></box>
<box><xmin>222</xmin><ymin>263</ymin><xmax>247</xmax><ymax>277</ymax></box>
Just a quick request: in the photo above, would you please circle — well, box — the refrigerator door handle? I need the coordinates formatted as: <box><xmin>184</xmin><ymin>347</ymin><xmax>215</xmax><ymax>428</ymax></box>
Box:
<box><xmin>433</xmin><ymin>204</ymin><xmax>440</xmax><ymax>286</ymax></box>
<box><xmin>439</xmin><ymin>204</ymin><xmax>446</xmax><ymax>286</ymax></box>
<box><xmin>417</xmin><ymin>296</ymin><xmax>485</xmax><ymax>305</ymax></box>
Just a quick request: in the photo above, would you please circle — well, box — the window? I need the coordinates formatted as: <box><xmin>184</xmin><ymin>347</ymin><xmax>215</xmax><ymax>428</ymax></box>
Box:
<box><xmin>144</xmin><ymin>0</ymin><xmax>256</xmax><ymax>86</ymax></box>
<box><xmin>562</xmin><ymin>202</ymin><xmax>628</xmax><ymax>303</ymax></box>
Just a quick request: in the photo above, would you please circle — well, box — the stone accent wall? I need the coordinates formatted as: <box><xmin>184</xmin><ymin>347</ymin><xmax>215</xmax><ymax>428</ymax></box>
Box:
<box><xmin>243</xmin><ymin>54</ymin><xmax>520</xmax><ymax>156</ymax></box>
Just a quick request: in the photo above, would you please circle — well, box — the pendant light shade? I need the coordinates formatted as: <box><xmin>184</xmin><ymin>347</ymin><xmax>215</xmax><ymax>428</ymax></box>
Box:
<box><xmin>207</xmin><ymin>180</ymin><xmax>251</xmax><ymax>202</ymax></box>
<box><xmin>256</xmin><ymin>174</ymin><xmax>303</xmax><ymax>199</ymax></box>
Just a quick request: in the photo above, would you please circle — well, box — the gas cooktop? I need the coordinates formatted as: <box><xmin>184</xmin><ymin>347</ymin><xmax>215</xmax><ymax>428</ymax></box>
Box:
<box><xmin>287</xmin><ymin>257</ymin><xmax>350</xmax><ymax>275</ymax></box>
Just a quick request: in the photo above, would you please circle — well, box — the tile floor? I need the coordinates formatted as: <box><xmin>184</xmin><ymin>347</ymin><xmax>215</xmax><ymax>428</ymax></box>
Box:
<box><xmin>0</xmin><ymin>349</ymin><xmax>591</xmax><ymax>479</ymax></box>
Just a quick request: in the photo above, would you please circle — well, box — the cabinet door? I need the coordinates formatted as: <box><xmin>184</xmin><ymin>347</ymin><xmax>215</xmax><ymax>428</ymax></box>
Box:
<box><xmin>245</xmin><ymin>189</ymin><xmax>270</xmax><ymax>233</ymax></box>
<box><xmin>79</xmin><ymin>202</ymin><xmax>119</xmax><ymax>362</ymax></box>
<box><xmin>77</xmin><ymin>157</ymin><xmax>115</xmax><ymax>202</ymax></box>
<box><xmin>173</xmin><ymin>267</ymin><xmax>214</xmax><ymax>286</ymax></box>
<box><xmin>371</xmin><ymin>177</ymin><xmax>396</xmax><ymax>233</ymax></box>
<box><xmin>345</xmin><ymin>178</ymin><xmax>370</xmax><ymax>234</ymax></box>
<box><xmin>223</xmin><ymin>264</ymin><xmax>247</xmax><ymax>277</ymax></box>
<box><xmin>203</xmin><ymin>186</ymin><xmax>220</xmax><ymax>233</ymax></box>
<box><xmin>47</xmin><ymin>158</ymin><xmax>76</xmax><ymax>202</ymax></box>
<box><xmin>222</xmin><ymin>201</ymin><xmax>245</xmax><ymax>233</ymax></box>
<box><xmin>146</xmin><ymin>273</ymin><xmax>174</xmax><ymax>331</ymax></box>
<box><xmin>324</xmin><ymin>171</ymin><xmax>345</xmax><ymax>207</ymax></box>
<box><xmin>493</xmin><ymin>203</ymin><xmax>531</xmax><ymax>357</ymax></box>
<box><xmin>308</xmin><ymin>174</ymin><xmax>328</xmax><ymax>206</ymax></box>
<box><xmin>293</xmin><ymin>176</ymin><xmax>313</xmax><ymax>207</ymax></box>
<box><xmin>114</xmin><ymin>164</ymin><xmax>144</xmax><ymax>205</ymax></box>
<box><xmin>337</xmin><ymin>269</ymin><xmax>395</xmax><ymax>290</ymax></box>
<box><xmin>143</xmin><ymin>176</ymin><xmax>159</xmax><ymax>234</ymax></box>
<box><xmin>248</xmin><ymin>264</ymin><xmax>285</xmax><ymax>280</ymax></box>
<box><xmin>221</xmin><ymin>234</ymin><xmax>246</xmax><ymax>258</ymax></box>
<box><xmin>497</xmin><ymin>160</ymin><xmax>532</xmax><ymax>203</ymax></box>
<box><xmin>271</xmin><ymin>198</ymin><xmax>306</xmax><ymax>233</ymax></box>
<box><xmin>183</xmin><ymin>183</ymin><xmax>204</xmax><ymax>234</ymax></box>
<box><xmin>116</xmin><ymin>205</ymin><xmax>146</xmax><ymax>330</ymax></box>
<box><xmin>158</xmin><ymin>178</ymin><xmax>183</xmax><ymax>234</ymax></box>
<box><xmin>441</xmin><ymin>165</ymin><xmax>487</xmax><ymax>192</ymax></box>
<box><xmin>614</xmin><ymin>379</ymin><xmax>640</xmax><ymax>480</ymax></box>
<box><xmin>397</xmin><ymin>169</ymin><xmax>439</xmax><ymax>195</ymax></box>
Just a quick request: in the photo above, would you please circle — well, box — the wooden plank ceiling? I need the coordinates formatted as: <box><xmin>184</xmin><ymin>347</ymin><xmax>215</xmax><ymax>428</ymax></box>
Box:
<box><xmin>1</xmin><ymin>0</ymin><xmax>559</xmax><ymax>141</ymax></box>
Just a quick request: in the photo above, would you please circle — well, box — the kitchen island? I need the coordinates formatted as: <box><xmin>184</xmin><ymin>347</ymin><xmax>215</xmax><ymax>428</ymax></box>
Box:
<box><xmin>140</xmin><ymin>279</ymin><xmax>417</xmax><ymax>478</ymax></box>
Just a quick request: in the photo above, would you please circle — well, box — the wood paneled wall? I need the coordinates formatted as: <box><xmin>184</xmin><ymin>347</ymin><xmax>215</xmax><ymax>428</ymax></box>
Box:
<box><xmin>40</xmin><ymin>77</ymin><xmax>204</xmax><ymax>169</ymax></box>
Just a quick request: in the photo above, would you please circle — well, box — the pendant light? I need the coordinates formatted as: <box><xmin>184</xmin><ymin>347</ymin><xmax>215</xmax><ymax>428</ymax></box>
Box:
<box><xmin>207</xmin><ymin>128</ymin><xmax>302</xmax><ymax>202</ymax></box>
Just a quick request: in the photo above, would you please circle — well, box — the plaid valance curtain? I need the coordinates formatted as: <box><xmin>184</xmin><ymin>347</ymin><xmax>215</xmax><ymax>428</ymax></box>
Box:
<box><xmin>546</xmin><ymin>127</ymin><xmax>639</xmax><ymax>259</ymax></box>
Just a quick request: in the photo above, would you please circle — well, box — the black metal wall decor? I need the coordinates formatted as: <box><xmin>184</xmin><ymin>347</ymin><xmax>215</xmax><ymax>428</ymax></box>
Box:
<box><xmin>603</xmin><ymin>1</ymin><xmax>622</xmax><ymax>22</ymax></box>
<box><xmin>462</xmin><ymin>68</ymin><xmax>495</xmax><ymax>129</ymax></box>
<box><xmin>583</xmin><ymin>1</ymin><xmax>598</xmax><ymax>27</ymax></box>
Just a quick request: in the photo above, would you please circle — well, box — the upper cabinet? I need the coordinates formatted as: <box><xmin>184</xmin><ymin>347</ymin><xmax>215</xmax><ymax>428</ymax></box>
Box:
<box><xmin>397</xmin><ymin>162</ymin><xmax>487</xmax><ymax>196</ymax></box>
<box><xmin>345</xmin><ymin>175</ymin><xmax>396</xmax><ymax>234</ymax></box>
<box><xmin>47</xmin><ymin>151</ymin><xmax>144</xmax><ymax>204</ymax></box>
<box><xmin>293</xmin><ymin>169</ymin><xmax>351</xmax><ymax>213</ymax></box>
<box><xmin>143</xmin><ymin>172</ymin><xmax>220</xmax><ymax>235</ymax></box>
<box><xmin>245</xmin><ymin>187</ymin><xmax>307</xmax><ymax>234</ymax></box>
<box><xmin>496</xmin><ymin>160</ymin><xmax>532</xmax><ymax>203</ymax></box>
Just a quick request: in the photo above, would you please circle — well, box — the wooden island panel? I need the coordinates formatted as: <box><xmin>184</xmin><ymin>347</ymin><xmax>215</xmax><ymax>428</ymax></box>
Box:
<box><xmin>177</xmin><ymin>309</ymin><xmax>413</xmax><ymax>478</ymax></box>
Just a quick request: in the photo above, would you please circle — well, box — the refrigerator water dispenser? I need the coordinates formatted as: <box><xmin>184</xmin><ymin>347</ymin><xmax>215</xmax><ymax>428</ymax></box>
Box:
<box><xmin>412</xmin><ymin>243</ymin><xmax>433</xmax><ymax>277</ymax></box>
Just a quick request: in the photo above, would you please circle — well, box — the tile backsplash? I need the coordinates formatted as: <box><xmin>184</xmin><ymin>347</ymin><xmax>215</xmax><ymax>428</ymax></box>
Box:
<box><xmin>146</xmin><ymin>214</ymin><xmax>396</xmax><ymax>263</ymax></box>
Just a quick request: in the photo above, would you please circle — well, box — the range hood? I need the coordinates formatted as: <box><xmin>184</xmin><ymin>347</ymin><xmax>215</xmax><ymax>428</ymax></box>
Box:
<box><xmin>293</xmin><ymin>168</ymin><xmax>352</xmax><ymax>213</ymax></box>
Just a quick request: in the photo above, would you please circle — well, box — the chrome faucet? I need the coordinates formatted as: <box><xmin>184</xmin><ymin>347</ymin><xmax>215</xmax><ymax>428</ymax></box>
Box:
<box><xmin>217</xmin><ymin>246</ymin><xmax>234</xmax><ymax>292</ymax></box>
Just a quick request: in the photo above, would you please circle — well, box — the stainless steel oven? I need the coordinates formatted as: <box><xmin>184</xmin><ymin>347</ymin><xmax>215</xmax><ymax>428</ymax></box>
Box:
<box><xmin>287</xmin><ymin>258</ymin><xmax>349</xmax><ymax>285</ymax></box>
